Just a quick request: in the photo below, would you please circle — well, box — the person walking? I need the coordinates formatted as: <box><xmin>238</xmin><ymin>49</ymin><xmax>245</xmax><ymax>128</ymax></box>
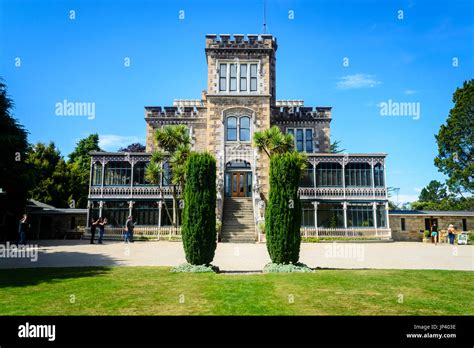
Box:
<box><xmin>18</xmin><ymin>214</ymin><xmax>28</xmax><ymax>246</ymax></box>
<box><xmin>124</xmin><ymin>215</ymin><xmax>134</xmax><ymax>243</ymax></box>
<box><xmin>447</xmin><ymin>224</ymin><xmax>456</xmax><ymax>245</ymax></box>
<box><xmin>431</xmin><ymin>222</ymin><xmax>438</xmax><ymax>245</ymax></box>
<box><xmin>97</xmin><ymin>217</ymin><xmax>107</xmax><ymax>244</ymax></box>
<box><xmin>89</xmin><ymin>218</ymin><xmax>98</xmax><ymax>244</ymax></box>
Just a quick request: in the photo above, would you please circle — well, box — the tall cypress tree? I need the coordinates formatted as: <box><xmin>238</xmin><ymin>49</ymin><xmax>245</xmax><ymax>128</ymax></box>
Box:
<box><xmin>265</xmin><ymin>152</ymin><xmax>303</xmax><ymax>264</ymax></box>
<box><xmin>181</xmin><ymin>152</ymin><xmax>217</xmax><ymax>265</ymax></box>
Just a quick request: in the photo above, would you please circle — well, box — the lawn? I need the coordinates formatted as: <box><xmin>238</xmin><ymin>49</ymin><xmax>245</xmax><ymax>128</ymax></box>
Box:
<box><xmin>0</xmin><ymin>267</ymin><xmax>472</xmax><ymax>315</ymax></box>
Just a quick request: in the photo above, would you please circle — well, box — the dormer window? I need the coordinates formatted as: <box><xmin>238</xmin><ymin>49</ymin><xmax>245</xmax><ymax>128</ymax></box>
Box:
<box><xmin>218</xmin><ymin>62</ymin><xmax>259</xmax><ymax>93</ymax></box>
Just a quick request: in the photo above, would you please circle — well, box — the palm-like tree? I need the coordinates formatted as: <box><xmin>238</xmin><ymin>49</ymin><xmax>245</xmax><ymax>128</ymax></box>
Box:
<box><xmin>253</xmin><ymin>126</ymin><xmax>295</xmax><ymax>158</ymax></box>
<box><xmin>145</xmin><ymin>125</ymin><xmax>191</xmax><ymax>226</ymax></box>
<box><xmin>253</xmin><ymin>126</ymin><xmax>307</xmax><ymax>169</ymax></box>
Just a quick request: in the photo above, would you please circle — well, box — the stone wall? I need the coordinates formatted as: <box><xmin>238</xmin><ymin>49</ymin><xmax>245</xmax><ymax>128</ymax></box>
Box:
<box><xmin>391</xmin><ymin>214</ymin><xmax>474</xmax><ymax>241</ymax></box>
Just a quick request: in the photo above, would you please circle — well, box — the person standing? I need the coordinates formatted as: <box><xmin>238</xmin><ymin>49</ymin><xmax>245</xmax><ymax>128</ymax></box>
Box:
<box><xmin>18</xmin><ymin>214</ymin><xmax>28</xmax><ymax>246</ymax></box>
<box><xmin>125</xmin><ymin>215</ymin><xmax>134</xmax><ymax>243</ymax></box>
<box><xmin>89</xmin><ymin>218</ymin><xmax>98</xmax><ymax>244</ymax></box>
<box><xmin>431</xmin><ymin>222</ymin><xmax>438</xmax><ymax>245</ymax></box>
<box><xmin>447</xmin><ymin>224</ymin><xmax>456</xmax><ymax>245</ymax></box>
<box><xmin>97</xmin><ymin>217</ymin><xmax>107</xmax><ymax>244</ymax></box>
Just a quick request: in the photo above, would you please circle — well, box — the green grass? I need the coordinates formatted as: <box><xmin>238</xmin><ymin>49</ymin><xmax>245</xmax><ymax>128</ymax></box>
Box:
<box><xmin>0</xmin><ymin>267</ymin><xmax>472</xmax><ymax>315</ymax></box>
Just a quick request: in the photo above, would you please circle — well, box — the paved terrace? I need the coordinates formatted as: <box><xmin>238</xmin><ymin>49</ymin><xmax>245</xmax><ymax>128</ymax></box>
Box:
<box><xmin>0</xmin><ymin>241</ymin><xmax>472</xmax><ymax>271</ymax></box>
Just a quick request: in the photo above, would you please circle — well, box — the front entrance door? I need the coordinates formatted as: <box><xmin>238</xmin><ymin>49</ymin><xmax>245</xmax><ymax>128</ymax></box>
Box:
<box><xmin>231</xmin><ymin>172</ymin><xmax>246</xmax><ymax>197</ymax></box>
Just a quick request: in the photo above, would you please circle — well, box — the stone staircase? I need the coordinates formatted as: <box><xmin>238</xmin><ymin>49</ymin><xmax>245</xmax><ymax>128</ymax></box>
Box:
<box><xmin>221</xmin><ymin>197</ymin><xmax>255</xmax><ymax>243</ymax></box>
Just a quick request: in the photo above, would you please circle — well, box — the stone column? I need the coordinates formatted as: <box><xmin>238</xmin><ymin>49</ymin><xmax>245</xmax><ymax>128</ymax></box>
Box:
<box><xmin>343</xmin><ymin>202</ymin><xmax>348</xmax><ymax>229</ymax></box>
<box><xmin>385</xmin><ymin>201</ymin><xmax>390</xmax><ymax>229</ymax></box>
<box><xmin>312</xmin><ymin>201</ymin><xmax>319</xmax><ymax>238</ymax></box>
<box><xmin>158</xmin><ymin>201</ymin><xmax>162</xmax><ymax>228</ymax></box>
<box><xmin>99</xmin><ymin>201</ymin><xmax>104</xmax><ymax>218</ymax></box>
<box><xmin>128</xmin><ymin>201</ymin><xmax>134</xmax><ymax>217</ymax></box>
<box><xmin>373</xmin><ymin>202</ymin><xmax>378</xmax><ymax>236</ymax></box>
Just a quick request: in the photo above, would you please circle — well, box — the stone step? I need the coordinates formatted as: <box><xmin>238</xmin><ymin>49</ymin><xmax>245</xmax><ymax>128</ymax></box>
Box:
<box><xmin>221</xmin><ymin>238</ymin><xmax>255</xmax><ymax>243</ymax></box>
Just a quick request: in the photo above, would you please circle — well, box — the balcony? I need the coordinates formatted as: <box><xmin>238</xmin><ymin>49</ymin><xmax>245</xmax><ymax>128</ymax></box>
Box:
<box><xmin>89</xmin><ymin>186</ymin><xmax>179</xmax><ymax>199</ymax></box>
<box><xmin>298</xmin><ymin>187</ymin><xmax>387</xmax><ymax>200</ymax></box>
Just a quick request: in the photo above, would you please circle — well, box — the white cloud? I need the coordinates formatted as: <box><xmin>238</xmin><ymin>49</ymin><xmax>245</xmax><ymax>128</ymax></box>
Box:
<box><xmin>99</xmin><ymin>134</ymin><xmax>145</xmax><ymax>151</ymax></box>
<box><xmin>404</xmin><ymin>89</ymin><xmax>418</xmax><ymax>95</ymax></box>
<box><xmin>414</xmin><ymin>187</ymin><xmax>422</xmax><ymax>193</ymax></box>
<box><xmin>336</xmin><ymin>73</ymin><xmax>381</xmax><ymax>90</ymax></box>
<box><xmin>390</xmin><ymin>194</ymin><xmax>419</xmax><ymax>205</ymax></box>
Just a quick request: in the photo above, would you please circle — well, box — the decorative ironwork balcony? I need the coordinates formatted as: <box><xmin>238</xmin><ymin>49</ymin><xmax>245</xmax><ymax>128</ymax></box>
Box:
<box><xmin>298</xmin><ymin>187</ymin><xmax>387</xmax><ymax>200</ymax></box>
<box><xmin>89</xmin><ymin>186</ymin><xmax>180</xmax><ymax>199</ymax></box>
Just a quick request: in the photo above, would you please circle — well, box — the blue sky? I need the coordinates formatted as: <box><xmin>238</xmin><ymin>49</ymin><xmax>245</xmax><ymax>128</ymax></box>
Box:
<box><xmin>1</xmin><ymin>0</ymin><xmax>473</xmax><ymax>204</ymax></box>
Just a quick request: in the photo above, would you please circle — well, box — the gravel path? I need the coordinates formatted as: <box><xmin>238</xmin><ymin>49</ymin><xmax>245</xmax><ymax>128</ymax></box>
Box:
<box><xmin>0</xmin><ymin>240</ymin><xmax>472</xmax><ymax>271</ymax></box>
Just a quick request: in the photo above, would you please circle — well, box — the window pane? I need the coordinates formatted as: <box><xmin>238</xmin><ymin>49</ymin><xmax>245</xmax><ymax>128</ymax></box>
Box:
<box><xmin>250</xmin><ymin>64</ymin><xmax>257</xmax><ymax>77</ymax></box>
<box><xmin>250</xmin><ymin>64</ymin><xmax>257</xmax><ymax>91</ymax></box>
<box><xmin>240</xmin><ymin>64</ymin><xmax>247</xmax><ymax>91</ymax></box>
<box><xmin>227</xmin><ymin>129</ymin><xmax>237</xmax><ymax>141</ymax></box>
<box><xmin>227</xmin><ymin>117</ymin><xmax>236</xmax><ymax>128</ymax></box>
<box><xmin>230</xmin><ymin>64</ymin><xmax>237</xmax><ymax>91</ymax></box>
<box><xmin>296</xmin><ymin>129</ymin><xmax>304</xmax><ymax>152</ymax></box>
<box><xmin>305</xmin><ymin>129</ymin><xmax>313</xmax><ymax>153</ymax></box>
<box><xmin>239</xmin><ymin>117</ymin><xmax>250</xmax><ymax>141</ymax></box>
<box><xmin>219</xmin><ymin>64</ymin><xmax>227</xmax><ymax>91</ymax></box>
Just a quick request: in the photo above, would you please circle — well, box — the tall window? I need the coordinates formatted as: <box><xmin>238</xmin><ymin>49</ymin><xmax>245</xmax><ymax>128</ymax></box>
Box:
<box><xmin>300</xmin><ymin>164</ymin><xmax>314</xmax><ymax>187</ymax></box>
<box><xmin>92</xmin><ymin>162</ymin><xmax>102</xmax><ymax>186</ymax></box>
<box><xmin>377</xmin><ymin>205</ymin><xmax>386</xmax><ymax>227</ymax></box>
<box><xmin>317</xmin><ymin>203</ymin><xmax>344</xmax><ymax>228</ymax></box>
<box><xmin>240</xmin><ymin>64</ymin><xmax>247</xmax><ymax>91</ymax></box>
<box><xmin>301</xmin><ymin>202</ymin><xmax>315</xmax><ymax>227</ymax></box>
<box><xmin>287</xmin><ymin>128</ymin><xmax>314</xmax><ymax>153</ymax></box>
<box><xmin>347</xmin><ymin>205</ymin><xmax>373</xmax><ymax>227</ymax></box>
<box><xmin>162</xmin><ymin>161</ymin><xmax>172</xmax><ymax>186</ymax></box>
<box><xmin>345</xmin><ymin>163</ymin><xmax>372</xmax><ymax>187</ymax></box>
<box><xmin>219</xmin><ymin>63</ymin><xmax>227</xmax><ymax>91</ymax></box>
<box><xmin>133</xmin><ymin>201</ymin><xmax>159</xmax><ymax>225</ymax></box>
<box><xmin>226</xmin><ymin>117</ymin><xmax>238</xmax><ymax>141</ymax></box>
<box><xmin>374</xmin><ymin>163</ymin><xmax>384</xmax><ymax>187</ymax></box>
<box><xmin>316</xmin><ymin>163</ymin><xmax>343</xmax><ymax>187</ymax></box>
<box><xmin>305</xmin><ymin>129</ymin><xmax>313</xmax><ymax>153</ymax></box>
<box><xmin>102</xmin><ymin>201</ymin><xmax>129</xmax><ymax>227</ymax></box>
<box><xmin>133</xmin><ymin>162</ymin><xmax>149</xmax><ymax>185</ymax></box>
<box><xmin>104</xmin><ymin>161</ymin><xmax>131</xmax><ymax>186</ymax></box>
<box><xmin>250</xmin><ymin>64</ymin><xmax>258</xmax><ymax>91</ymax></box>
<box><xmin>239</xmin><ymin>117</ymin><xmax>250</xmax><ymax>141</ymax></box>
<box><xmin>229</xmin><ymin>64</ymin><xmax>237</xmax><ymax>91</ymax></box>
<box><xmin>227</xmin><ymin>116</ymin><xmax>251</xmax><ymax>142</ymax></box>
<box><xmin>218</xmin><ymin>62</ymin><xmax>258</xmax><ymax>93</ymax></box>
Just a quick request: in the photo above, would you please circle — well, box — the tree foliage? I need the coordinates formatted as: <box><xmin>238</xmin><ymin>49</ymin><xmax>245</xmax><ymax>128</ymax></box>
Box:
<box><xmin>0</xmin><ymin>78</ymin><xmax>30</xmax><ymax>240</ymax></box>
<box><xmin>330</xmin><ymin>140</ymin><xmax>345</xmax><ymax>154</ymax></box>
<box><xmin>118</xmin><ymin>143</ymin><xmax>146</xmax><ymax>152</ymax></box>
<box><xmin>181</xmin><ymin>152</ymin><xmax>217</xmax><ymax>265</ymax></box>
<box><xmin>67</xmin><ymin>134</ymin><xmax>102</xmax><ymax>208</ymax></box>
<box><xmin>253</xmin><ymin>126</ymin><xmax>294</xmax><ymax>158</ymax></box>
<box><xmin>26</xmin><ymin>142</ymin><xmax>70</xmax><ymax>207</ymax></box>
<box><xmin>145</xmin><ymin>125</ymin><xmax>191</xmax><ymax>226</ymax></box>
<box><xmin>265</xmin><ymin>152</ymin><xmax>303</xmax><ymax>264</ymax></box>
<box><xmin>434</xmin><ymin>79</ymin><xmax>473</xmax><ymax>194</ymax></box>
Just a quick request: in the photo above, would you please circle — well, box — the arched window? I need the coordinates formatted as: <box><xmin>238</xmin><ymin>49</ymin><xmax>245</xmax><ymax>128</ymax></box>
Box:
<box><xmin>226</xmin><ymin>117</ymin><xmax>237</xmax><ymax>141</ymax></box>
<box><xmin>300</xmin><ymin>163</ymin><xmax>314</xmax><ymax>187</ymax></box>
<box><xmin>226</xmin><ymin>116</ymin><xmax>251</xmax><ymax>142</ymax></box>
<box><xmin>374</xmin><ymin>163</ymin><xmax>384</xmax><ymax>187</ymax></box>
<box><xmin>92</xmin><ymin>162</ymin><xmax>102</xmax><ymax>186</ymax></box>
<box><xmin>239</xmin><ymin>117</ymin><xmax>250</xmax><ymax>141</ymax></box>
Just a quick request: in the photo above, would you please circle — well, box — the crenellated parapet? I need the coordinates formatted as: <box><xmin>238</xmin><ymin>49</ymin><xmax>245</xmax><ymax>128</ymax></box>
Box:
<box><xmin>271</xmin><ymin>106</ymin><xmax>332</xmax><ymax>122</ymax></box>
<box><xmin>205</xmin><ymin>34</ymin><xmax>277</xmax><ymax>52</ymax></box>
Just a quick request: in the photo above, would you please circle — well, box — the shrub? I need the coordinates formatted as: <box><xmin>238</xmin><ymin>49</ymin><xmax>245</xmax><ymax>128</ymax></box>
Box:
<box><xmin>265</xmin><ymin>152</ymin><xmax>303</xmax><ymax>264</ymax></box>
<box><xmin>181</xmin><ymin>152</ymin><xmax>217</xmax><ymax>266</ymax></box>
<box><xmin>170</xmin><ymin>263</ymin><xmax>219</xmax><ymax>273</ymax></box>
<box><xmin>424</xmin><ymin>230</ymin><xmax>430</xmax><ymax>238</ymax></box>
<box><xmin>263</xmin><ymin>262</ymin><xmax>313</xmax><ymax>273</ymax></box>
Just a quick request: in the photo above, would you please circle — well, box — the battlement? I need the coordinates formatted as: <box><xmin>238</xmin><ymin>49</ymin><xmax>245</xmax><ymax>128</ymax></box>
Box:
<box><xmin>145</xmin><ymin>104</ymin><xmax>206</xmax><ymax>118</ymax></box>
<box><xmin>272</xmin><ymin>106</ymin><xmax>332</xmax><ymax>121</ymax></box>
<box><xmin>205</xmin><ymin>34</ymin><xmax>277</xmax><ymax>51</ymax></box>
